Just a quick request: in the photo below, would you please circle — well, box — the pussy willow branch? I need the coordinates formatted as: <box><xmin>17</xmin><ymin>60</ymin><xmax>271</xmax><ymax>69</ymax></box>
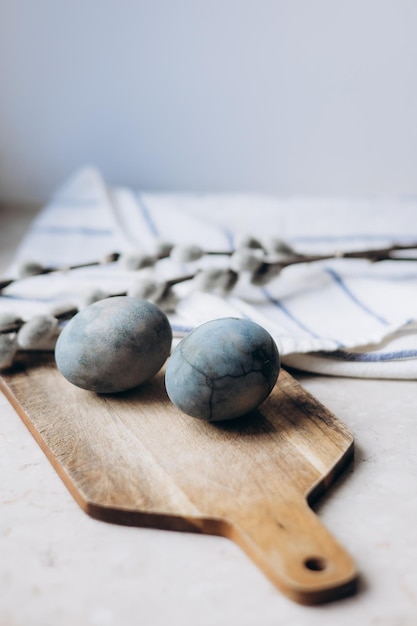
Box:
<box><xmin>1</xmin><ymin>241</ymin><xmax>417</xmax><ymax>293</ymax></box>
<box><xmin>0</xmin><ymin>307</ymin><xmax>79</xmax><ymax>334</ymax></box>
<box><xmin>1</xmin><ymin>240</ymin><xmax>417</xmax><ymax>311</ymax></box>
<box><xmin>271</xmin><ymin>242</ymin><xmax>417</xmax><ymax>265</ymax></box>
<box><xmin>0</xmin><ymin>269</ymin><xmax>199</xmax><ymax>335</ymax></box>
<box><xmin>0</xmin><ymin>252</ymin><xmax>121</xmax><ymax>292</ymax></box>
<box><xmin>1</xmin><ymin>239</ymin><xmax>417</xmax><ymax>337</ymax></box>
<box><xmin>244</xmin><ymin>242</ymin><xmax>417</xmax><ymax>278</ymax></box>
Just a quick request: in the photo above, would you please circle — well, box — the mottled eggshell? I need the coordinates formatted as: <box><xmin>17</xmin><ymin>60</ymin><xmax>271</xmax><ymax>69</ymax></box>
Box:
<box><xmin>165</xmin><ymin>317</ymin><xmax>280</xmax><ymax>421</ymax></box>
<box><xmin>55</xmin><ymin>297</ymin><xmax>172</xmax><ymax>393</ymax></box>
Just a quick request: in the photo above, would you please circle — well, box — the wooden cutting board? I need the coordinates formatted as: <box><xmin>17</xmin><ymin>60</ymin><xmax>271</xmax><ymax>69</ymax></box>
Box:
<box><xmin>1</xmin><ymin>351</ymin><xmax>357</xmax><ymax>605</ymax></box>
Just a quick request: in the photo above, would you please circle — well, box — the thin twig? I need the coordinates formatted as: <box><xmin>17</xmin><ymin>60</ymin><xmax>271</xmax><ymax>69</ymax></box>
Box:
<box><xmin>0</xmin><ymin>252</ymin><xmax>121</xmax><ymax>293</ymax></box>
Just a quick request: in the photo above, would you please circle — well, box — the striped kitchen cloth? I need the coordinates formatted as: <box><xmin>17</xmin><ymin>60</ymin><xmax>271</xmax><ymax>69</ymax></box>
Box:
<box><xmin>3</xmin><ymin>166</ymin><xmax>417</xmax><ymax>379</ymax></box>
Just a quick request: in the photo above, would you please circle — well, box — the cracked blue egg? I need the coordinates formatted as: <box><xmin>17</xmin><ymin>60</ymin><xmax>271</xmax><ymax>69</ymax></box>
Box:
<box><xmin>165</xmin><ymin>317</ymin><xmax>280</xmax><ymax>421</ymax></box>
<box><xmin>55</xmin><ymin>297</ymin><xmax>172</xmax><ymax>393</ymax></box>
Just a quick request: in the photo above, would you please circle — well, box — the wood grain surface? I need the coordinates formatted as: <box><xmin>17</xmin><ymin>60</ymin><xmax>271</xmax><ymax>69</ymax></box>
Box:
<box><xmin>1</xmin><ymin>352</ymin><xmax>357</xmax><ymax>604</ymax></box>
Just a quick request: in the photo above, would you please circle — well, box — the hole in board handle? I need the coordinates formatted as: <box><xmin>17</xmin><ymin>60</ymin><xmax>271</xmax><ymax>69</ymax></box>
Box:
<box><xmin>303</xmin><ymin>556</ymin><xmax>327</xmax><ymax>572</ymax></box>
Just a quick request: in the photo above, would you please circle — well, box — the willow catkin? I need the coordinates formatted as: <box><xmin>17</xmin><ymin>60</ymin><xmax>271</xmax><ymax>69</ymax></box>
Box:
<box><xmin>229</xmin><ymin>248</ymin><xmax>264</xmax><ymax>273</ymax></box>
<box><xmin>118</xmin><ymin>252</ymin><xmax>157</xmax><ymax>271</ymax></box>
<box><xmin>17</xmin><ymin>314</ymin><xmax>58</xmax><ymax>349</ymax></box>
<box><xmin>78</xmin><ymin>288</ymin><xmax>110</xmax><ymax>308</ymax></box>
<box><xmin>0</xmin><ymin>311</ymin><xmax>22</xmax><ymax>329</ymax></box>
<box><xmin>0</xmin><ymin>334</ymin><xmax>18</xmax><ymax>369</ymax></box>
<box><xmin>170</xmin><ymin>244</ymin><xmax>204</xmax><ymax>264</ymax></box>
<box><xmin>127</xmin><ymin>277</ymin><xmax>167</xmax><ymax>301</ymax></box>
<box><xmin>16</xmin><ymin>260</ymin><xmax>46</xmax><ymax>278</ymax></box>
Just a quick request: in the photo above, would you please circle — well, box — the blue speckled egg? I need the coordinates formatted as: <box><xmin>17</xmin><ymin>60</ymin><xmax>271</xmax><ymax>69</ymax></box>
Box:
<box><xmin>55</xmin><ymin>297</ymin><xmax>172</xmax><ymax>393</ymax></box>
<box><xmin>165</xmin><ymin>317</ymin><xmax>280</xmax><ymax>421</ymax></box>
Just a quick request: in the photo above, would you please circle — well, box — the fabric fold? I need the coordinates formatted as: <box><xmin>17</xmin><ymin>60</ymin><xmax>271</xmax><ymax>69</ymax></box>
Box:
<box><xmin>2</xmin><ymin>167</ymin><xmax>417</xmax><ymax>379</ymax></box>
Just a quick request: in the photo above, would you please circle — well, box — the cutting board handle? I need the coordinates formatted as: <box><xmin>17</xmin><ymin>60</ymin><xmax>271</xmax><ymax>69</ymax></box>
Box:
<box><xmin>229</xmin><ymin>499</ymin><xmax>357</xmax><ymax>604</ymax></box>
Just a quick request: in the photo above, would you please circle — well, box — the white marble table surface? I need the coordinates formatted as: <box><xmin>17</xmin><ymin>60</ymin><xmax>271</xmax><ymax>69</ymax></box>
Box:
<box><xmin>1</xmin><ymin>206</ymin><xmax>417</xmax><ymax>626</ymax></box>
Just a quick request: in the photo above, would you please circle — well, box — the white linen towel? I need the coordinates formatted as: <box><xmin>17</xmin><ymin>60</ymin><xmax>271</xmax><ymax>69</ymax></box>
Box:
<box><xmin>3</xmin><ymin>167</ymin><xmax>417</xmax><ymax>379</ymax></box>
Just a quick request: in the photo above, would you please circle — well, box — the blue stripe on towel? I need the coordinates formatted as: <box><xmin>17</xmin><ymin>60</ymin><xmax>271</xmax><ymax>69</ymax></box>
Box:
<box><xmin>46</xmin><ymin>199</ymin><xmax>99</xmax><ymax>209</ymax></box>
<box><xmin>32</xmin><ymin>226</ymin><xmax>114</xmax><ymax>236</ymax></box>
<box><xmin>136</xmin><ymin>193</ymin><xmax>159</xmax><ymax>238</ymax></box>
<box><xmin>325</xmin><ymin>267</ymin><xmax>389</xmax><ymax>326</ymax></box>
<box><xmin>318</xmin><ymin>348</ymin><xmax>417</xmax><ymax>362</ymax></box>
<box><xmin>0</xmin><ymin>294</ymin><xmax>58</xmax><ymax>303</ymax></box>
<box><xmin>171</xmin><ymin>323</ymin><xmax>194</xmax><ymax>334</ymax></box>
<box><xmin>262</xmin><ymin>288</ymin><xmax>323</xmax><ymax>340</ymax></box>
<box><xmin>222</xmin><ymin>227</ymin><xmax>234</xmax><ymax>250</ymax></box>
<box><xmin>345</xmin><ymin>270</ymin><xmax>417</xmax><ymax>283</ymax></box>
<box><xmin>291</xmin><ymin>233</ymin><xmax>417</xmax><ymax>245</ymax></box>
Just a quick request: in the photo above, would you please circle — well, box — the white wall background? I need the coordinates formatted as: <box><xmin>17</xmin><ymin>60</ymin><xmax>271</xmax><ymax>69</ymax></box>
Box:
<box><xmin>1</xmin><ymin>0</ymin><xmax>417</xmax><ymax>203</ymax></box>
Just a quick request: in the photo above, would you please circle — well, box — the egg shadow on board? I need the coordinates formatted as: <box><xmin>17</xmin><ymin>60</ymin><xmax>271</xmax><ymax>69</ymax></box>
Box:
<box><xmin>206</xmin><ymin>368</ymin><xmax>325</xmax><ymax>440</ymax></box>
<box><xmin>101</xmin><ymin>366</ymin><xmax>279</xmax><ymax>439</ymax></box>
<box><xmin>6</xmin><ymin>350</ymin><xmax>54</xmax><ymax>374</ymax></box>
<box><xmin>205</xmin><ymin>405</ymin><xmax>278</xmax><ymax>438</ymax></box>
<box><xmin>97</xmin><ymin>365</ymin><xmax>305</xmax><ymax>442</ymax></box>
<box><xmin>97</xmin><ymin>368</ymin><xmax>168</xmax><ymax>405</ymax></box>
